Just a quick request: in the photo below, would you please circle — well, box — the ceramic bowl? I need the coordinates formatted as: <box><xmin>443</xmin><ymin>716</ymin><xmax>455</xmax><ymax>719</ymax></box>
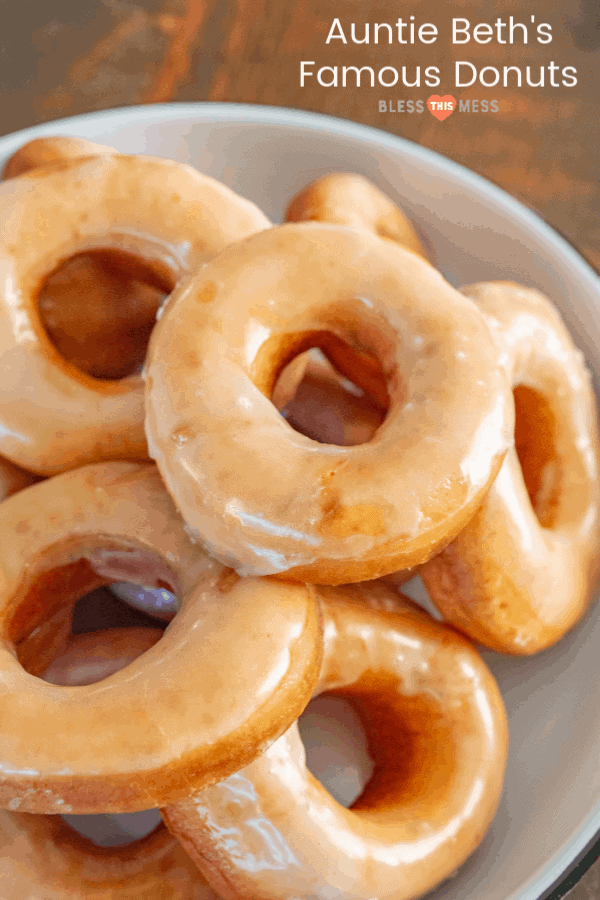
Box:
<box><xmin>1</xmin><ymin>103</ymin><xmax>599</xmax><ymax>900</ymax></box>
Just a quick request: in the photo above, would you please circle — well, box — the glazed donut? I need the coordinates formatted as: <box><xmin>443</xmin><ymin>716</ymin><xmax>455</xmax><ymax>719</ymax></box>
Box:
<box><xmin>0</xmin><ymin>461</ymin><xmax>322</xmax><ymax>813</ymax></box>
<box><xmin>0</xmin><ymin>808</ymin><xmax>220</xmax><ymax>899</ymax></box>
<box><xmin>163</xmin><ymin>582</ymin><xmax>509</xmax><ymax>900</ymax></box>
<box><xmin>0</xmin><ymin>153</ymin><xmax>270</xmax><ymax>474</ymax></box>
<box><xmin>3</xmin><ymin>137</ymin><xmax>174</xmax><ymax>382</ymax></box>
<box><xmin>145</xmin><ymin>222</ymin><xmax>513</xmax><ymax>584</ymax></box>
<box><xmin>421</xmin><ymin>282</ymin><xmax>600</xmax><ymax>654</ymax></box>
<box><xmin>2</xmin><ymin>135</ymin><xmax>114</xmax><ymax>179</ymax></box>
<box><xmin>271</xmin><ymin>352</ymin><xmax>416</xmax><ymax>579</ymax></box>
<box><xmin>0</xmin><ymin>626</ymin><xmax>220</xmax><ymax>900</ymax></box>
<box><xmin>286</xmin><ymin>173</ymin><xmax>428</xmax><ymax>260</ymax></box>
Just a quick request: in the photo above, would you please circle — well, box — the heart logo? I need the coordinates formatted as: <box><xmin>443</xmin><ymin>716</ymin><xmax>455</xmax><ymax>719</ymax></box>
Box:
<box><xmin>427</xmin><ymin>95</ymin><xmax>457</xmax><ymax>121</ymax></box>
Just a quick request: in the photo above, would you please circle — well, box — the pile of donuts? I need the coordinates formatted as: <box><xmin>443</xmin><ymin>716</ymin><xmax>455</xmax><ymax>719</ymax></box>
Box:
<box><xmin>0</xmin><ymin>133</ymin><xmax>598</xmax><ymax>900</ymax></box>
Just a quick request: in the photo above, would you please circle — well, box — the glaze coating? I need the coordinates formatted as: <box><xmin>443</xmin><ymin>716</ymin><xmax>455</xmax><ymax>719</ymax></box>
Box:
<box><xmin>0</xmin><ymin>461</ymin><xmax>322</xmax><ymax>813</ymax></box>
<box><xmin>2</xmin><ymin>136</ymin><xmax>114</xmax><ymax>179</ymax></box>
<box><xmin>2</xmin><ymin>139</ymin><xmax>172</xmax><ymax>383</ymax></box>
<box><xmin>163</xmin><ymin>583</ymin><xmax>509</xmax><ymax>900</ymax></box>
<box><xmin>0</xmin><ymin>809</ymin><xmax>221</xmax><ymax>899</ymax></box>
<box><xmin>286</xmin><ymin>173</ymin><xmax>428</xmax><ymax>260</ymax></box>
<box><xmin>145</xmin><ymin>222</ymin><xmax>513</xmax><ymax>583</ymax></box>
<box><xmin>2</xmin><ymin>135</ymin><xmax>116</xmax><ymax>179</ymax></box>
<box><xmin>0</xmin><ymin>625</ymin><xmax>221</xmax><ymax>900</ymax></box>
<box><xmin>422</xmin><ymin>282</ymin><xmax>600</xmax><ymax>654</ymax></box>
<box><xmin>0</xmin><ymin>153</ymin><xmax>270</xmax><ymax>474</ymax></box>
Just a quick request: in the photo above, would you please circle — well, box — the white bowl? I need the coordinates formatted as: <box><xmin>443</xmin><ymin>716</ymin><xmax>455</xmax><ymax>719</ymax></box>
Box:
<box><xmin>1</xmin><ymin>103</ymin><xmax>600</xmax><ymax>900</ymax></box>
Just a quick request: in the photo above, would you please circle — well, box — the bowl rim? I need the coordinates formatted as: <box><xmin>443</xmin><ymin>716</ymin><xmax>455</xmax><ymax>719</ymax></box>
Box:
<box><xmin>0</xmin><ymin>101</ymin><xmax>598</xmax><ymax>287</ymax></box>
<box><xmin>1</xmin><ymin>100</ymin><xmax>599</xmax><ymax>900</ymax></box>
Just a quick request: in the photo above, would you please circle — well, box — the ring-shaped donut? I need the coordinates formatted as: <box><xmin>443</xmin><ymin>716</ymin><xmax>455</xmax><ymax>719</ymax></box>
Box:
<box><xmin>3</xmin><ymin>137</ymin><xmax>175</xmax><ymax>383</ymax></box>
<box><xmin>0</xmin><ymin>153</ymin><xmax>270</xmax><ymax>474</ymax></box>
<box><xmin>163</xmin><ymin>582</ymin><xmax>508</xmax><ymax>900</ymax></box>
<box><xmin>2</xmin><ymin>135</ymin><xmax>114</xmax><ymax>180</ymax></box>
<box><xmin>0</xmin><ymin>628</ymin><xmax>220</xmax><ymax>900</ymax></box>
<box><xmin>0</xmin><ymin>808</ymin><xmax>220</xmax><ymax>899</ymax></box>
<box><xmin>421</xmin><ymin>282</ymin><xmax>600</xmax><ymax>654</ymax></box>
<box><xmin>145</xmin><ymin>222</ymin><xmax>513</xmax><ymax>584</ymax></box>
<box><xmin>286</xmin><ymin>173</ymin><xmax>428</xmax><ymax>260</ymax></box>
<box><xmin>0</xmin><ymin>461</ymin><xmax>322</xmax><ymax>813</ymax></box>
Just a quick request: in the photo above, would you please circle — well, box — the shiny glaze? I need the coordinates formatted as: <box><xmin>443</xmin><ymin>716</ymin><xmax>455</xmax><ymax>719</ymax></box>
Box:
<box><xmin>0</xmin><ymin>461</ymin><xmax>322</xmax><ymax>813</ymax></box>
<box><xmin>422</xmin><ymin>282</ymin><xmax>600</xmax><ymax>654</ymax></box>
<box><xmin>0</xmin><ymin>810</ymin><xmax>220</xmax><ymax>900</ymax></box>
<box><xmin>145</xmin><ymin>222</ymin><xmax>513</xmax><ymax>583</ymax></box>
<box><xmin>2</xmin><ymin>136</ymin><xmax>114</xmax><ymax>179</ymax></box>
<box><xmin>0</xmin><ymin>625</ymin><xmax>221</xmax><ymax>900</ymax></box>
<box><xmin>275</xmin><ymin>358</ymin><xmax>418</xmax><ymax>587</ymax></box>
<box><xmin>3</xmin><ymin>139</ymin><xmax>169</xmax><ymax>383</ymax></box>
<box><xmin>286</xmin><ymin>173</ymin><xmax>429</xmax><ymax>261</ymax></box>
<box><xmin>163</xmin><ymin>583</ymin><xmax>509</xmax><ymax>900</ymax></box>
<box><xmin>0</xmin><ymin>153</ymin><xmax>270</xmax><ymax>474</ymax></box>
<box><xmin>4</xmin><ymin>140</ymin><xmax>164</xmax><ymax>385</ymax></box>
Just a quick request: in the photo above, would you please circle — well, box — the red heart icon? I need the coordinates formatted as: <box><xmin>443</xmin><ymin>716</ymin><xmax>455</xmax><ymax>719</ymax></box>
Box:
<box><xmin>427</xmin><ymin>95</ymin><xmax>457</xmax><ymax>121</ymax></box>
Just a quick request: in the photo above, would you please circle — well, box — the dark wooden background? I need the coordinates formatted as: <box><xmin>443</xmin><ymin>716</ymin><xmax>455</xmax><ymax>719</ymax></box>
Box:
<box><xmin>1</xmin><ymin>2</ymin><xmax>600</xmax><ymax>897</ymax></box>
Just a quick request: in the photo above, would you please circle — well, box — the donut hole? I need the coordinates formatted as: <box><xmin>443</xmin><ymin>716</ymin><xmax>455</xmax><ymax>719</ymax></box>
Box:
<box><xmin>7</xmin><ymin>543</ymin><xmax>179</xmax><ymax>677</ymax></box>
<box><xmin>300</xmin><ymin>686</ymin><xmax>459</xmax><ymax>815</ymax></box>
<box><xmin>344</xmin><ymin>681</ymin><xmax>461</xmax><ymax>816</ymax></box>
<box><xmin>60</xmin><ymin>809</ymin><xmax>163</xmax><ymax>848</ymax></box>
<box><xmin>37</xmin><ymin>248</ymin><xmax>174</xmax><ymax>380</ymax></box>
<box><xmin>273</xmin><ymin>347</ymin><xmax>388</xmax><ymax>446</ymax></box>
<box><xmin>298</xmin><ymin>694</ymin><xmax>374</xmax><ymax>807</ymax></box>
<box><xmin>72</xmin><ymin>585</ymin><xmax>173</xmax><ymax>634</ymax></box>
<box><xmin>513</xmin><ymin>384</ymin><xmax>561</xmax><ymax>528</ymax></box>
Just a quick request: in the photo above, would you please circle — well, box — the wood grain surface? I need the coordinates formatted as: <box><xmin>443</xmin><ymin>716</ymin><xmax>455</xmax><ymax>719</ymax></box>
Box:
<box><xmin>1</xmin><ymin>0</ymin><xmax>599</xmax><ymax>271</ymax></box>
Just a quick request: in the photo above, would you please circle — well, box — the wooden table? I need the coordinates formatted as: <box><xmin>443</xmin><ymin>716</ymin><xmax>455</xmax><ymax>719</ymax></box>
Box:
<box><xmin>1</xmin><ymin>1</ymin><xmax>600</xmax><ymax>896</ymax></box>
